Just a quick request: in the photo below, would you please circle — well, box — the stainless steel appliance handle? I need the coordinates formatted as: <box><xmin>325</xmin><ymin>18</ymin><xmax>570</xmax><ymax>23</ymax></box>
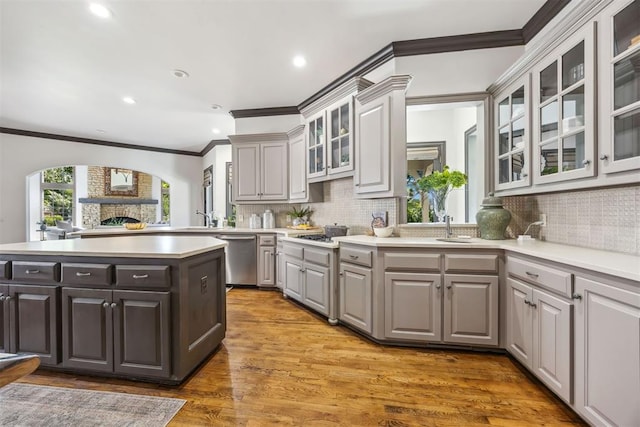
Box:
<box><xmin>217</xmin><ymin>235</ymin><xmax>256</xmax><ymax>241</ymax></box>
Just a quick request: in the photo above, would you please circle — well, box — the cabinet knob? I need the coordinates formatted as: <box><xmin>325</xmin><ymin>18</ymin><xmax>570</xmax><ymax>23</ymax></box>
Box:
<box><xmin>599</xmin><ymin>154</ymin><xmax>609</xmax><ymax>161</ymax></box>
<box><xmin>435</xmin><ymin>284</ymin><xmax>441</xmax><ymax>289</ymax></box>
<box><xmin>0</xmin><ymin>295</ymin><xmax>5</xmax><ymax>301</ymax></box>
<box><xmin>103</xmin><ymin>302</ymin><xmax>109</xmax><ymax>308</ymax></box>
<box><xmin>446</xmin><ymin>285</ymin><xmax>452</xmax><ymax>289</ymax></box>
<box><xmin>339</xmin><ymin>272</ymin><xmax>343</xmax><ymax>277</ymax></box>
<box><xmin>4</xmin><ymin>295</ymin><xmax>11</xmax><ymax>301</ymax></box>
<box><xmin>524</xmin><ymin>299</ymin><xmax>531</xmax><ymax>305</ymax></box>
<box><xmin>572</xmin><ymin>293</ymin><xmax>582</xmax><ymax>300</ymax></box>
<box><xmin>582</xmin><ymin>159</ymin><xmax>591</xmax><ymax>166</ymax></box>
<box><xmin>530</xmin><ymin>302</ymin><xmax>537</xmax><ymax>309</ymax></box>
<box><xmin>522</xmin><ymin>173</ymin><xmax>528</xmax><ymax>178</ymax></box>
<box><xmin>110</xmin><ymin>302</ymin><xmax>117</xmax><ymax>308</ymax></box>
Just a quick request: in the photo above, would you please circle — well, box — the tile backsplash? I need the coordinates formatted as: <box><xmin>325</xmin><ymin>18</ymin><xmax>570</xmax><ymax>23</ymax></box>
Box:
<box><xmin>503</xmin><ymin>184</ymin><xmax>639</xmax><ymax>255</ymax></box>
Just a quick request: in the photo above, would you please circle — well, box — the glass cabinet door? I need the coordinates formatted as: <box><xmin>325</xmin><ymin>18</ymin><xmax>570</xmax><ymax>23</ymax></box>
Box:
<box><xmin>495</xmin><ymin>77</ymin><xmax>531</xmax><ymax>191</ymax></box>
<box><xmin>327</xmin><ymin>101</ymin><xmax>353</xmax><ymax>174</ymax></box>
<box><xmin>601</xmin><ymin>0</ymin><xmax>640</xmax><ymax>173</ymax></box>
<box><xmin>307</xmin><ymin>113</ymin><xmax>326</xmax><ymax>178</ymax></box>
<box><xmin>533</xmin><ymin>23</ymin><xmax>595</xmax><ymax>183</ymax></box>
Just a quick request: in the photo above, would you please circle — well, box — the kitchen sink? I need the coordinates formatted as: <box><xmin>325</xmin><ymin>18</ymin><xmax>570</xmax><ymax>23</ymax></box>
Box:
<box><xmin>435</xmin><ymin>238</ymin><xmax>473</xmax><ymax>243</ymax></box>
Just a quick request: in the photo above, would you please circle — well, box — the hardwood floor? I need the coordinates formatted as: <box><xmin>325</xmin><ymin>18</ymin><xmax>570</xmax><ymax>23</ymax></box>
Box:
<box><xmin>19</xmin><ymin>288</ymin><xmax>584</xmax><ymax>426</ymax></box>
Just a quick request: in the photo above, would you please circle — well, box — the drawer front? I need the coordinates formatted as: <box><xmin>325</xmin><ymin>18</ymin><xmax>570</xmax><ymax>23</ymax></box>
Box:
<box><xmin>259</xmin><ymin>235</ymin><xmax>276</xmax><ymax>246</ymax></box>
<box><xmin>12</xmin><ymin>261</ymin><xmax>60</xmax><ymax>283</ymax></box>
<box><xmin>340</xmin><ymin>246</ymin><xmax>373</xmax><ymax>268</ymax></box>
<box><xmin>283</xmin><ymin>244</ymin><xmax>304</xmax><ymax>259</ymax></box>
<box><xmin>62</xmin><ymin>263</ymin><xmax>113</xmax><ymax>287</ymax></box>
<box><xmin>115</xmin><ymin>265</ymin><xmax>171</xmax><ymax>289</ymax></box>
<box><xmin>444</xmin><ymin>254</ymin><xmax>499</xmax><ymax>274</ymax></box>
<box><xmin>304</xmin><ymin>248</ymin><xmax>330</xmax><ymax>267</ymax></box>
<box><xmin>384</xmin><ymin>252</ymin><xmax>440</xmax><ymax>272</ymax></box>
<box><xmin>0</xmin><ymin>261</ymin><xmax>10</xmax><ymax>280</ymax></box>
<box><xmin>507</xmin><ymin>257</ymin><xmax>572</xmax><ymax>297</ymax></box>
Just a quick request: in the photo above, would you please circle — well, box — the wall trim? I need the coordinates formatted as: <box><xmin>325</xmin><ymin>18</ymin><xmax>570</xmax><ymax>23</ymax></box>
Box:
<box><xmin>392</xmin><ymin>30</ymin><xmax>524</xmax><ymax>57</ymax></box>
<box><xmin>228</xmin><ymin>106</ymin><xmax>300</xmax><ymax>119</ymax></box>
<box><xmin>522</xmin><ymin>0</ymin><xmax>572</xmax><ymax>43</ymax></box>
<box><xmin>78</xmin><ymin>197</ymin><xmax>158</xmax><ymax>205</ymax></box>
<box><xmin>0</xmin><ymin>127</ymin><xmax>201</xmax><ymax>157</ymax></box>
<box><xmin>200</xmin><ymin>138</ymin><xmax>231</xmax><ymax>156</ymax></box>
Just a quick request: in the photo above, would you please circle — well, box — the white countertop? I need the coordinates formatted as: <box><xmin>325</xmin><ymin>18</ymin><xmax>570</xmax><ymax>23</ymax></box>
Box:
<box><xmin>279</xmin><ymin>236</ymin><xmax>340</xmax><ymax>249</ymax></box>
<box><xmin>333</xmin><ymin>236</ymin><xmax>640</xmax><ymax>283</ymax></box>
<box><xmin>0</xmin><ymin>235</ymin><xmax>227</xmax><ymax>258</ymax></box>
<box><xmin>69</xmin><ymin>226</ymin><xmax>323</xmax><ymax>238</ymax></box>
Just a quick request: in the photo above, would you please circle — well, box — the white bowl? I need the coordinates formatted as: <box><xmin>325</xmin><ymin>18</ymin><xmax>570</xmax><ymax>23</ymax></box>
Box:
<box><xmin>373</xmin><ymin>226</ymin><xmax>394</xmax><ymax>237</ymax></box>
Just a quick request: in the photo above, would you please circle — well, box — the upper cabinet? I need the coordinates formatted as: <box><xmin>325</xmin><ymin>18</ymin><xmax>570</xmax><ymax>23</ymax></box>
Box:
<box><xmin>300</xmin><ymin>77</ymin><xmax>373</xmax><ymax>183</ymax></box>
<box><xmin>599</xmin><ymin>0</ymin><xmax>640</xmax><ymax>174</ymax></box>
<box><xmin>354</xmin><ymin>75</ymin><xmax>412</xmax><ymax>198</ymax></box>
<box><xmin>230</xmin><ymin>133</ymin><xmax>288</xmax><ymax>203</ymax></box>
<box><xmin>289</xmin><ymin>125</ymin><xmax>323</xmax><ymax>203</ymax></box>
<box><xmin>495</xmin><ymin>76</ymin><xmax>531</xmax><ymax>191</ymax></box>
<box><xmin>532</xmin><ymin>23</ymin><xmax>596</xmax><ymax>184</ymax></box>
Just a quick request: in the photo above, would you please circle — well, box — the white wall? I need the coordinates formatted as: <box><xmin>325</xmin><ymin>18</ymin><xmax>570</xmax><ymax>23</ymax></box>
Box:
<box><xmin>202</xmin><ymin>144</ymin><xmax>232</xmax><ymax>220</ymax></box>
<box><xmin>0</xmin><ymin>133</ymin><xmax>203</xmax><ymax>244</ymax></box>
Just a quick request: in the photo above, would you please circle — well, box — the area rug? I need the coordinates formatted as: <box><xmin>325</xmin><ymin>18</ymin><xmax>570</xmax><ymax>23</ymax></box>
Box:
<box><xmin>0</xmin><ymin>383</ymin><xmax>186</xmax><ymax>426</ymax></box>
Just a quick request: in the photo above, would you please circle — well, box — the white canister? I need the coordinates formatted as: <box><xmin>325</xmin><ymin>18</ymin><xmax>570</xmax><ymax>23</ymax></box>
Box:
<box><xmin>263</xmin><ymin>210</ymin><xmax>275</xmax><ymax>229</ymax></box>
<box><xmin>249</xmin><ymin>214</ymin><xmax>262</xmax><ymax>229</ymax></box>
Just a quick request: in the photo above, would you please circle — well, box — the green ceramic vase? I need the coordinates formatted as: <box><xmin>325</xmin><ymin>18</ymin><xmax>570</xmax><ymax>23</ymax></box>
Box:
<box><xmin>476</xmin><ymin>193</ymin><xmax>511</xmax><ymax>240</ymax></box>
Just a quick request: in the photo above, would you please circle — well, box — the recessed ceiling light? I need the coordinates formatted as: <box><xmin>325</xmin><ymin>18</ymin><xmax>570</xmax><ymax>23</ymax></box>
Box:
<box><xmin>211</xmin><ymin>104</ymin><xmax>222</xmax><ymax>110</ymax></box>
<box><xmin>89</xmin><ymin>3</ymin><xmax>112</xmax><ymax>19</ymax></box>
<box><xmin>293</xmin><ymin>55</ymin><xmax>307</xmax><ymax>68</ymax></box>
<box><xmin>122</xmin><ymin>96</ymin><xmax>136</xmax><ymax>104</ymax></box>
<box><xmin>172</xmin><ymin>69</ymin><xmax>189</xmax><ymax>78</ymax></box>
<box><xmin>212</xmin><ymin>128</ymin><xmax>221</xmax><ymax>135</ymax></box>
<box><xmin>96</xmin><ymin>129</ymin><xmax>106</xmax><ymax>133</ymax></box>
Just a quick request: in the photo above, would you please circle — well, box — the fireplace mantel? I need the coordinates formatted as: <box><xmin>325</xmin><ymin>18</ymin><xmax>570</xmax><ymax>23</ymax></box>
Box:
<box><xmin>79</xmin><ymin>198</ymin><xmax>158</xmax><ymax>205</ymax></box>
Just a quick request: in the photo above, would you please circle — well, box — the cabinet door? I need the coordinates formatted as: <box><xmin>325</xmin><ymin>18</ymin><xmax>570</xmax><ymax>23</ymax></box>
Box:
<box><xmin>600</xmin><ymin>0</ymin><xmax>640</xmax><ymax>174</ymax></box>
<box><xmin>283</xmin><ymin>257</ymin><xmax>303</xmax><ymax>301</ymax></box>
<box><xmin>233</xmin><ymin>143</ymin><xmax>260</xmax><ymax>201</ymax></box>
<box><xmin>384</xmin><ymin>272</ymin><xmax>441</xmax><ymax>342</ymax></box>
<box><xmin>307</xmin><ymin>111</ymin><xmax>326</xmax><ymax>179</ymax></box>
<box><xmin>260</xmin><ymin>142</ymin><xmax>288</xmax><ymax>200</ymax></box>
<box><xmin>61</xmin><ymin>287</ymin><xmax>113</xmax><ymax>372</ymax></box>
<box><xmin>532</xmin><ymin>289</ymin><xmax>572</xmax><ymax>404</ymax></box>
<box><xmin>302</xmin><ymin>263</ymin><xmax>330</xmax><ymax>316</ymax></box>
<box><xmin>354</xmin><ymin>95</ymin><xmax>390</xmax><ymax>195</ymax></box>
<box><xmin>339</xmin><ymin>263</ymin><xmax>372</xmax><ymax>334</ymax></box>
<box><xmin>275</xmin><ymin>245</ymin><xmax>284</xmax><ymax>289</ymax></box>
<box><xmin>327</xmin><ymin>100</ymin><xmax>353</xmax><ymax>174</ymax></box>
<box><xmin>8</xmin><ymin>284</ymin><xmax>59</xmax><ymax>365</ymax></box>
<box><xmin>443</xmin><ymin>275</ymin><xmax>499</xmax><ymax>346</ymax></box>
<box><xmin>574</xmin><ymin>276</ymin><xmax>640</xmax><ymax>427</ymax></box>
<box><xmin>289</xmin><ymin>130</ymin><xmax>308</xmax><ymax>201</ymax></box>
<box><xmin>112</xmin><ymin>290</ymin><xmax>170</xmax><ymax>379</ymax></box>
<box><xmin>258</xmin><ymin>246</ymin><xmax>275</xmax><ymax>287</ymax></box>
<box><xmin>0</xmin><ymin>284</ymin><xmax>8</xmax><ymax>353</ymax></box>
<box><xmin>506</xmin><ymin>278</ymin><xmax>533</xmax><ymax>368</ymax></box>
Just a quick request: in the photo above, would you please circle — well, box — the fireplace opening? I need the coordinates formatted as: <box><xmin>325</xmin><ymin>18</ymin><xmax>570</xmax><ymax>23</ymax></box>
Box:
<box><xmin>101</xmin><ymin>216</ymin><xmax>140</xmax><ymax>225</ymax></box>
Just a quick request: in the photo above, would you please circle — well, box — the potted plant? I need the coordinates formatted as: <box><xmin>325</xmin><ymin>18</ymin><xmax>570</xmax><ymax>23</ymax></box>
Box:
<box><xmin>416</xmin><ymin>166</ymin><xmax>467</xmax><ymax>223</ymax></box>
<box><xmin>287</xmin><ymin>206</ymin><xmax>313</xmax><ymax>227</ymax></box>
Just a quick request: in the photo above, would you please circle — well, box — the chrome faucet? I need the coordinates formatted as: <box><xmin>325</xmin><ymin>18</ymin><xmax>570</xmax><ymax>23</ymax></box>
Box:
<box><xmin>445</xmin><ymin>215</ymin><xmax>453</xmax><ymax>238</ymax></box>
<box><xmin>195</xmin><ymin>210</ymin><xmax>213</xmax><ymax>227</ymax></box>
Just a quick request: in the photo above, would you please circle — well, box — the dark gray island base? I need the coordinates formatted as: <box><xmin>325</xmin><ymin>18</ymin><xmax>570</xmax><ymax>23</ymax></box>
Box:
<box><xmin>0</xmin><ymin>236</ymin><xmax>226</xmax><ymax>384</ymax></box>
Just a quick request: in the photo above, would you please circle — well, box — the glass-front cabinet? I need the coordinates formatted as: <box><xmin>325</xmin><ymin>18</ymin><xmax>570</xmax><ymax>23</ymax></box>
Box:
<box><xmin>307</xmin><ymin>112</ymin><xmax>326</xmax><ymax>179</ymax></box>
<box><xmin>533</xmin><ymin>23</ymin><xmax>596</xmax><ymax>184</ymax></box>
<box><xmin>328</xmin><ymin>100</ymin><xmax>353</xmax><ymax>174</ymax></box>
<box><xmin>495</xmin><ymin>77</ymin><xmax>531</xmax><ymax>190</ymax></box>
<box><xmin>600</xmin><ymin>0</ymin><xmax>640</xmax><ymax>174</ymax></box>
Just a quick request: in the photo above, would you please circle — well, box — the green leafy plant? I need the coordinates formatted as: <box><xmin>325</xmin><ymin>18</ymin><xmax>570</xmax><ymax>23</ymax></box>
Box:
<box><xmin>287</xmin><ymin>206</ymin><xmax>313</xmax><ymax>219</ymax></box>
<box><xmin>415</xmin><ymin>166</ymin><xmax>467</xmax><ymax>222</ymax></box>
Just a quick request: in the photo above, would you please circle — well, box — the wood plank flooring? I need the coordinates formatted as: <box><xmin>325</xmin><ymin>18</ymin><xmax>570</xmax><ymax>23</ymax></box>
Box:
<box><xmin>18</xmin><ymin>288</ymin><xmax>585</xmax><ymax>426</ymax></box>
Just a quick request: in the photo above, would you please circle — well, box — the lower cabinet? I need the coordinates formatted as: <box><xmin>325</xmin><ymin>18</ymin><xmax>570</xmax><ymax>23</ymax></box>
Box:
<box><xmin>506</xmin><ymin>277</ymin><xmax>572</xmax><ymax>403</ymax></box>
<box><xmin>283</xmin><ymin>256</ymin><xmax>303</xmax><ymax>301</ymax></box>
<box><xmin>339</xmin><ymin>262</ymin><xmax>372</xmax><ymax>334</ymax></box>
<box><xmin>275</xmin><ymin>240</ymin><xmax>284</xmax><ymax>289</ymax></box>
<box><xmin>573</xmin><ymin>276</ymin><xmax>640</xmax><ymax>427</ymax></box>
<box><xmin>0</xmin><ymin>284</ymin><xmax>59</xmax><ymax>365</ymax></box>
<box><xmin>61</xmin><ymin>287</ymin><xmax>171</xmax><ymax>379</ymax></box>
<box><xmin>258</xmin><ymin>235</ymin><xmax>276</xmax><ymax>288</ymax></box>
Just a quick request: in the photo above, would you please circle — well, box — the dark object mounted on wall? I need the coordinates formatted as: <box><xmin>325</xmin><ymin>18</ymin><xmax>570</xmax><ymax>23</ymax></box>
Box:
<box><xmin>104</xmin><ymin>167</ymin><xmax>138</xmax><ymax>196</ymax></box>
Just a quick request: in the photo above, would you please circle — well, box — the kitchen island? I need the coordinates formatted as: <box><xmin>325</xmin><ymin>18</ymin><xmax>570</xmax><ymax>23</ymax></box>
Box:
<box><xmin>0</xmin><ymin>235</ymin><xmax>227</xmax><ymax>384</ymax></box>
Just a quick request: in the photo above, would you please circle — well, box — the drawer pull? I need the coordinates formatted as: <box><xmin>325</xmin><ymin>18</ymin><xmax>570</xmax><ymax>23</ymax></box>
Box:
<box><xmin>132</xmin><ymin>274</ymin><xmax>149</xmax><ymax>279</ymax></box>
<box><xmin>525</xmin><ymin>271</ymin><xmax>539</xmax><ymax>278</ymax></box>
<box><xmin>76</xmin><ymin>272</ymin><xmax>92</xmax><ymax>277</ymax></box>
<box><xmin>572</xmin><ymin>293</ymin><xmax>582</xmax><ymax>300</ymax></box>
<box><xmin>349</xmin><ymin>255</ymin><xmax>359</xmax><ymax>260</ymax></box>
<box><xmin>25</xmin><ymin>269</ymin><xmax>40</xmax><ymax>274</ymax></box>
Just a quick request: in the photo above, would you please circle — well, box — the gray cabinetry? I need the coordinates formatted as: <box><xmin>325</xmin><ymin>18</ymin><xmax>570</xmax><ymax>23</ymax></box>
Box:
<box><xmin>0</xmin><ymin>284</ymin><xmax>6</xmax><ymax>353</ymax></box>
<box><xmin>506</xmin><ymin>255</ymin><xmax>573</xmax><ymax>404</ymax></box>
<box><xmin>339</xmin><ymin>262</ymin><xmax>372</xmax><ymax>334</ymax></box>
<box><xmin>573</xmin><ymin>275</ymin><xmax>640</xmax><ymax>426</ymax></box>
<box><xmin>275</xmin><ymin>238</ymin><xmax>284</xmax><ymax>289</ymax></box>
<box><xmin>258</xmin><ymin>234</ymin><xmax>276</xmax><ymax>287</ymax></box>
<box><xmin>61</xmin><ymin>287</ymin><xmax>170</xmax><ymax>379</ymax></box>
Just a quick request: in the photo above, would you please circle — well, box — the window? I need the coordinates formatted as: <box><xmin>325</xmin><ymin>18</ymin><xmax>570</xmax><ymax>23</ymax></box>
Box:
<box><xmin>42</xmin><ymin>166</ymin><xmax>74</xmax><ymax>225</ymax></box>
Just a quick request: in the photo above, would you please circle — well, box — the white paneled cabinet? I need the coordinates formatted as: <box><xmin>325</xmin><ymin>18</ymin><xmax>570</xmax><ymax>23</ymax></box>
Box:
<box><xmin>230</xmin><ymin>133</ymin><xmax>288</xmax><ymax>203</ymax></box>
<box><xmin>573</xmin><ymin>276</ymin><xmax>640</xmax><ymax>427</ymax></box>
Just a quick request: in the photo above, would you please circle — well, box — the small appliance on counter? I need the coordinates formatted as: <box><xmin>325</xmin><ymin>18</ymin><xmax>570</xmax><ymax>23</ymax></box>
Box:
<box><xmin>324</xmin><ymin>224</ymin><xmax>349</xmax><ymax>238</ymax></box>
<box><xmin>249</xmin><ymin>213</ymin><xmax>262</xmax><ymax>229</ymax></box>
<box><xmin>262</xmin><ymin>209</ymin><xmax>275</xmax><ymax>229</ymax></box>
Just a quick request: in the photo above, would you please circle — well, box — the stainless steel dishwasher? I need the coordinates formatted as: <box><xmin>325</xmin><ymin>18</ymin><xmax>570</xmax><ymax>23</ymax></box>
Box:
<box><xmin>216</xmin><ymin>234</ymin><xmax>257</xmax><ymax>285</ymax></box>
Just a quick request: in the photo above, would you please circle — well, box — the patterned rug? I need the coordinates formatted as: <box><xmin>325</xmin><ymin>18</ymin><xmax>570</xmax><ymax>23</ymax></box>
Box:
<box><xmin>0</xmin><ymin>383</ymin><xmax>186</xmax><ymax>426</ymax></box>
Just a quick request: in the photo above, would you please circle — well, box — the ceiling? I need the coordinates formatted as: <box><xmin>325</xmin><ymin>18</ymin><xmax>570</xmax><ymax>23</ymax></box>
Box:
<box><xmin>0</xmin><ymin>0</ymin><xmax>547</xmax><ymax>153</ymax></box>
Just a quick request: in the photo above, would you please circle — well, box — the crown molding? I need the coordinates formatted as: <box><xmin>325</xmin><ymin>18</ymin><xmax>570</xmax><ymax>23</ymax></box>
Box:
<box><xmin>522</xmin><ymin>0</ymin><xmax>572</xmax><ymax>43</ymax></box>
<box><xmin>0</xmin><ymin>127</ymin><xmax>201</xmax><ymax>157</ymax></box>
<box><xmin>228</xmin><ymin>132</ymin><xmax>289</xmax><ymax>144</ymax></box>
<box><xmin>392</xmin><ymin>30</ymin><xmax>524</xmax><ymax>57</ymax></box>
<box><xmin>286</xmin><ymin>124</ymin><xmax>305</xmax><ymax>139</ymax></box>
<box><xmin>355</xmin><ymin>75</ymin><xmax>413</xmax><ymax>104</ymax></box>
<box><xmin>300</xmin><ymin>77</ymin><xmax>374</xmax><ymax>118</ymax></box>
<box><xmin>228</xmin><ymin>106</ymin><xmax>299</xmax><ymax>119</ymax></box>
<box><xmin>200</xmin><ymin>138</ymin><xmax>231</xmax><ymax>156</ymax></box>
